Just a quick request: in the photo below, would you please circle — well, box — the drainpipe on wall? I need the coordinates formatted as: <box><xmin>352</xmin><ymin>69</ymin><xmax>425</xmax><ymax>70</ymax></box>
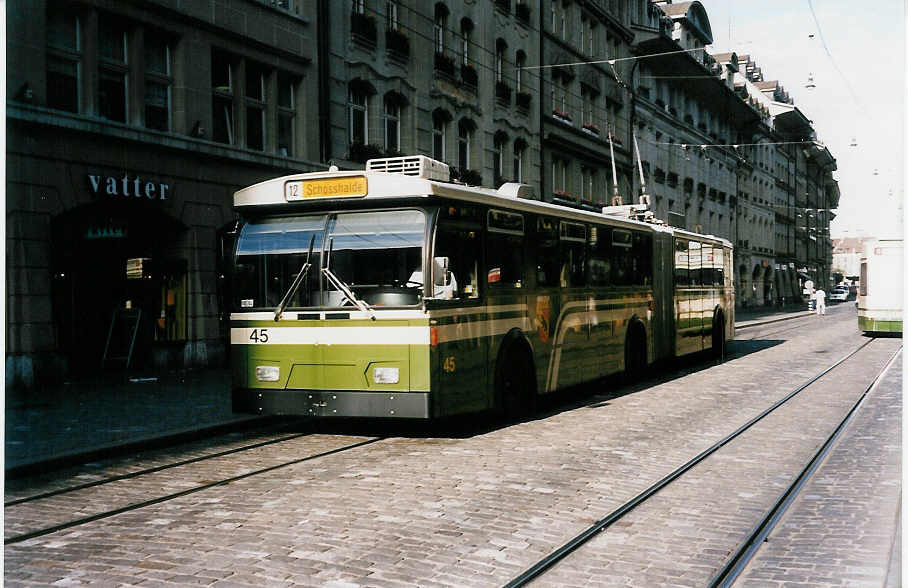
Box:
<box><xmin>317</xmin><ymin>0</ymin><xmax>330</xmax><ymax>163</ymax></box>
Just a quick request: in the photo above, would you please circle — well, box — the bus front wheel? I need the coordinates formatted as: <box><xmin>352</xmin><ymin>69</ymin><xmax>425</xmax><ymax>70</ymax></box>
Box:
<box><xmin>495</xmin><ymin>343</ymin><xmax>536</xmax><ymax>420</ymax></box>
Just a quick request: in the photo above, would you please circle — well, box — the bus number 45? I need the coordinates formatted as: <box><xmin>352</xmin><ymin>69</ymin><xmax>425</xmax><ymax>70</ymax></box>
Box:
<box><xmin>249</xmin><ymin>328</ymin><xmax>270</xmax><ymax>343</ymax></box>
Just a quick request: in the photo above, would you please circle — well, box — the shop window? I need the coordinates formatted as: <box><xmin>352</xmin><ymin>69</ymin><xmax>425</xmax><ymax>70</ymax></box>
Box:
<box><xmin>46</xmin><ymin>8</ymin><xmax>81</xmax><ymax>113</ymax></box>
<box><xmin>278</xmin><ymin>75</ymin><xmax>296</xmax><ymax>157</ymax></box>
<box><xmin>246</xmin><ymin>62</ymin><xmax>267</xmax><ymax>151</ymax></box>
<box><xmin>144</xmin><ymin>31</ymin><xmax>172</xmax><ymax>131</ymax></box>
<box><xmin>98</xmin><ymin>16</ymin><xmax>128</xmax><ymax>122</ymax></box>
<box><xmin>212</xmin><ymin>51</ymin><xmax>234</xmax><ymax>144</ymax></box>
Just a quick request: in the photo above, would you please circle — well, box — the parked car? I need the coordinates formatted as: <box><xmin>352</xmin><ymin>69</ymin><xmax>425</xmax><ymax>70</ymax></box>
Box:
<box><xmin>829</xmin><ymin>287</ymin><xmax>849</xmax><ymax>302</ymax></box>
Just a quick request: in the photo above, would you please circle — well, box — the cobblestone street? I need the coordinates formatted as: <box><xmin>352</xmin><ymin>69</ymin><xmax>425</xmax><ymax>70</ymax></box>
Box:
<box><xmin>5</xmin><ymin>305</ymin><xmax>900</xmax><ymax>587</ymax></box>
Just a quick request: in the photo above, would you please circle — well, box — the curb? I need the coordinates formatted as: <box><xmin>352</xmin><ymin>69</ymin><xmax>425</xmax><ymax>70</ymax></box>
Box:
<box><xmin>735</xmin><ymin>311</ymin><xmax>815</xmax><ymax>329</ymax></box>
<box><xmin>5</xmin><ymin>415</ymin><xmax>276</xmax><ymax>480</ymax></box>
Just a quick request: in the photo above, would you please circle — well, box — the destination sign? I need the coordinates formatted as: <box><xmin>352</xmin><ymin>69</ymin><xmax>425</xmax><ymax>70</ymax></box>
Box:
<box><xmin>285</xmin><ymin>177</ymin><xmax>368</xmax><ymax>201</ymax></box>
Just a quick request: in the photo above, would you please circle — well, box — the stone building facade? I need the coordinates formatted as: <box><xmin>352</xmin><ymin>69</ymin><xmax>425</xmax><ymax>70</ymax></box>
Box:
<box><xmin>6</xmin><ymin>0</ymin><xmax>840</xmax><ymax>388</ymax></box>
<box><xmin>6</xmin><ymin>0</ymin><xmax>321</xmax><ymax>387</ymax></box>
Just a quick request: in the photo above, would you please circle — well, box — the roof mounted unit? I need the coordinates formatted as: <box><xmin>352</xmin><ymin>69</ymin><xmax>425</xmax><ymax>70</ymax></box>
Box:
<box><xmin>366</xmin><ymin>155</ymin><xmax>450</xmax><ymax>182</ymax></box>
<box><xmin>497</xmin><ymin>182</ymin><xmax>535</xmax><ymax>199</ymax></box>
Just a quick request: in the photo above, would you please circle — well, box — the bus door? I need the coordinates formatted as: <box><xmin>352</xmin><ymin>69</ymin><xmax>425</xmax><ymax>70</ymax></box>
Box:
<box><xmin>700</xmin><ymin>244</ymin><xmax>718</xmax><ymax>350</ymax></box>
<box><xmin>555</xmin><ymin>221</ymin><xmax>589</xmax><ymax>388</ymax></box>
<box><xmin>431</xmin><ymin>211</ymin><xmax>486</xmax><ymax>415</ymax></box>
<box><xmin>484</xmin><ymin>210</ymin><xmax>530</xmax><ymax>402</ymax></box>
<box><xmin>674</xmin><ymin>239</ymin><xmax>700</xmax><ymax>356</ymax></box>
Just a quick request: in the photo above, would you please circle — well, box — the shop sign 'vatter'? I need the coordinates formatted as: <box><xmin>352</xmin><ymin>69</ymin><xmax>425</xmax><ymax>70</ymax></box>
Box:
<box><xmin>87</xmin><ymin>173</ymin><xmax>171</xmax><ymax>200</ymax></box>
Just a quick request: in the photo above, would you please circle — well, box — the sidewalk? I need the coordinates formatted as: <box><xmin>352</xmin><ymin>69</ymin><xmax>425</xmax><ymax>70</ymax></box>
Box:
<box><xmin>734</xmin><ymin>302</ymin><xmax>816</xmax><ymax>328</ymax></box>
<box><xmin>5</xmin><ymin>367</ymin><xmax>259</xmax><ymax>475</ymax></box>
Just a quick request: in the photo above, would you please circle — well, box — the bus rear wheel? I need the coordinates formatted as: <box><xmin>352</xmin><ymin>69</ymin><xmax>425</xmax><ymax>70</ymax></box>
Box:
<box><xmin>712</xmin><ymin>312</ymin><xmax>726</xmax><ymax>360</ymax></box>
<box><xmin>495</xmin><ymin>344</ymin><xmax>535</xmax><ymax>420</ymax></box>
<box><xmin>624</xmin><ymin>323</ymin><xmax>647</xmax><ymax>382</ymax></box>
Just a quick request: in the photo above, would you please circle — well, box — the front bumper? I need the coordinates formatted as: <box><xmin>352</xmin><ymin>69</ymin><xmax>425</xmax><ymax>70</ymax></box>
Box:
<box><xmin>233</xmin><ymin>388</ymin><xmax>431</xmax><ymax>418</ymax></box>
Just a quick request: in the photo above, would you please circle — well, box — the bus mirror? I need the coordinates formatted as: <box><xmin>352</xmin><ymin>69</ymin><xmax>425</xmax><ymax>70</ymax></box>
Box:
<box><xmin>433</xmin><ymin>257</ymin><xmax>450</xmax><ymax>286</ymax></box>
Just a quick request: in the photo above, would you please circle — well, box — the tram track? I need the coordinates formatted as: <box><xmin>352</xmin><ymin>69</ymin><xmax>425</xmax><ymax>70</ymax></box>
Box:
<box><xmin>708</xmin><ymin>345</ymin><xmax>902</xmax><ymax>587</ymax></box>
<box><xmin>4</xmin><ymin>435</ymin><xmax>384</xmax><ymax>545</ymax></box>
<box><xmin>5</xmin><ymin>421</ymin><xmax>314</xmax><ymax>507</ymax></box>
<box><xmin>504</xmin><ymin>336</ymin><xmax>888</xmax><ymax>587</ymax></box>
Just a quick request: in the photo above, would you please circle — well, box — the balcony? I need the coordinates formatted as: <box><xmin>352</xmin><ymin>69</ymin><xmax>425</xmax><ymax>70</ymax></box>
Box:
<box><xmin>516</xmin><ymin>91</ymin><xmax>531</xmax><ymax>110</ymax></box>
<box><xmin>434</xmin><ymin>52</ymin><xmax>456</xmax><ymax>78</ymax></box>
<box><xmin>496</xmin><ymin>81</ymin><xmax>512</xmax><ymax>104</ymax></box>
<box><xmin>385</xmin><ymin>29</ymin><xmax>410</xmax><ymax>59</ymax></box>
<box><xmin>461</xmin><ymin>64</ymin><xmax>478</xmax><ymax>89</ymax></box>
<box><xmin>351</xmin><ymin>12</ymin><xmax>377</xmax><ymax>46</ymax></box>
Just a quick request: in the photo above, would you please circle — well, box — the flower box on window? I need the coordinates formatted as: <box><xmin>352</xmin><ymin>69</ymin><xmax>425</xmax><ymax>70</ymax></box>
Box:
<box><xmin>385</xmin><ymin>29</ymin><xmax>410</xmax><ymax>58</ymax></box>
<box><xmin>461</xmin><ymin>64</ymin><xmax>478</xmax><ymax>88</ymax></box>
<box><xmin>516</xmin><ymin>91</ymin><xmax>531</xmax><ymax>110</ymax></box>
<box><xmin>434</xmin><ymin>52</ymin><xmax>456</xmax><ymax>77</ymax></box>
<box><xmin>582</xmin><ymin>122</ymin><xmax>600</xmax><ymax>135</ymax></box>
<box><xmin>607</xmin><ymin>132</ymin><xmax>622</xmax><ymax>146</ymax></box>
<box><xmin>552</xmin><ymin>109</ymin><xmax>572</xmax><ymax>122</ymax></box>
<box><xmin>351</xmin><ymin>12</ymin><xmax>377</xmax><ymax>45</ymax></box>
<box><xmin>495</xmin><ymin>81</ymin><xmax>512</xmax><ymax>103</ymax></box>
<box><xmin>552</xmin><ymin>189</ymin><xmax>576</xmax><ymax>202</ymax></box>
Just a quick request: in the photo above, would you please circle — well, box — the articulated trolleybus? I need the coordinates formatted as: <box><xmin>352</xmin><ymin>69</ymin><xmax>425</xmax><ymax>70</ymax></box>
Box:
<box><xmin>858</xmin><ymin>238</ymin><xmax>903</xmax><ymax>335</ymax></box>
<box><xmin>230</xmin><ymin>156</ymin><xmax>734</xmax><ymax>419</ymax></box>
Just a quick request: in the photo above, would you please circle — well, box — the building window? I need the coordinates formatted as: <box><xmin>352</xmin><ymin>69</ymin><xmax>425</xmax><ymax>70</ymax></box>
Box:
<box><xmin>349</xmin><ymin>90</ymin><xmax>369</xmax><ymax>145</ymax></box>
<box><xmin>461</xmin><ymin>20</ymin><xmax>472</xmax><ymax>65</ymax></box>
<box><xmin>580</xmin><ymin>166</ymin><xmax>596</xmax><ymax>201</ymax></box>
<box><xmin>245</xmin><ymin>63</ymin><xmax>266</xmax><ymax>151</ymax></box>
<box><xmin>278</xmin><ymin>75</ymin><xmax>296</xmax><ymax>157</ymax></box>
<box><xmin>383</xmin><ymin>98</ymin><xmax>400</xmax><ymax>153</ymax></box>
<box><xmin>144</xmin><ymin>32</ymin><xmax>172</xmax><ymax>131</ymax></box>
<box><xmin>46</xmin><ymin>9</ymin><xmax>81</xmax><ymax>113</ymax></box>
<box><xmin>493</xmin><ymin>134</ymin><xmax>505</xmax><ymax>183</ymax></box>
<box><xmin>434</xmin><ymin>4</ymin><xmax>447</xmax><ymax>54</ymax></box>
<box><xmin>387</xmin><ymin>0</ymin><xmax>399</xmax><ymax>30</ymax></box>
<box><xmin>513</xmin><ymin>140</ymin><xmax>525</xmax><ymax>182</ymax></box>
<box><xmin>352</xmin><ymin>0</ymin><xmax>365</xmax><ymax>14</ymax></box>
<box><xmin>458</xmin><ymin>121</ymin><xmax>472</xmax><ymax>171</ymax></box>
<box><xmin>495</xmin><ymin>39</ymin><xmax>506</xmax><ymax>83</ymax></box>
<box><xmin>433</xmin><ymin>118</ymin><xmax>447</xmax><ymax>161</ymax></box>
<box><xmin>98</xmin><ymin>16</ymin><xmax>128</xmax><ymax>123</ymax></box>
<box><xmin>552</xmin><ymin>157</ymin><xmax>568</xmax><ymax>193</ymax></box>
<box><xmin>516</xmin><ymin>51</ymin><xmax>525</xmax><ymax>92</ymax></box>
<box><xmin>212</xmin><ymin>50</ymin><xmax>234</xmax><ymax>144</ymax></box>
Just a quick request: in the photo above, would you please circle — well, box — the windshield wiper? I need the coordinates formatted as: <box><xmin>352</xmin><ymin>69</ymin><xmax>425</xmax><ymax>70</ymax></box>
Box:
<box><xmin>321</xmin><ymin>237</ymin><xmax>376</xmax><ymax>321</ymax></box>
<box><xmin>274</xmin><ymin>235</ymin><xmax>315</xmax><ymax>321</ymax></box>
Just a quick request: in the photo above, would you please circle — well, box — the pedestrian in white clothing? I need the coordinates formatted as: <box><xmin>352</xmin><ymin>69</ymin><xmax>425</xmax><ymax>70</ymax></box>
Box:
<box><xmin>815</xmin><ymin>288</ymin><xmax>826</xmax><ymax>315</ymax></box>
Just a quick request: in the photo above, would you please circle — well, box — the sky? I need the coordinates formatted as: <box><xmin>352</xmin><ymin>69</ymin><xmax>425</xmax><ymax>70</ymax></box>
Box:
<box><xmin>694</xmin><ymin>0</ymin><xmax>905</xmax><ymax>239</ymax></box>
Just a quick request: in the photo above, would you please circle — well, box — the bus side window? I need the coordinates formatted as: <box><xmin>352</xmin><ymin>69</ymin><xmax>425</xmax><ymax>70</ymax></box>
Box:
<box><xmin>612</xmin><ymin>229</ymin><xmax>633</xmax><ymax>285</ymax></box>
<box><xmin>559</xmin><ymin>221</ymin><xmax>586</xmax><ymax>287</ymax></box>
<box><xmin>688</xmin><ymin>241</ymin><xmax>702</xmax><ymax>286</ymax></box>
<box><xmin>674</xmin><ymin>239</ymin><xmax>689</xmax><ymax>286</ymax></box>
<box><xmin>536</xmin><ymin>216</ymin><xmax>560</xmax><ymax>287</ymax></box>
<box><xmin>487</xmin><ymin>210</ymin><xmax>525</xmax><ymax>288</ymax></box>
<box><xmin>435</xmin><ymin>224</ymin><xmax>481</xmax><ymax>299</ymax></box>
<box><xmin>634</xmin><ymin>231</ymin><xmax>653</xmax><ymax>286</ymax></box>
<box><xmin>588</xmin><ymin>225</ymin><xmax>611</xmax><ymax>287</ymax></box>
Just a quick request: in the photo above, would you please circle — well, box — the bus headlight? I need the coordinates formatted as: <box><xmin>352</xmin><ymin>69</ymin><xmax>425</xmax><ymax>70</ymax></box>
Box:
<box><xmin>373</xmin><ymin>367</ymin><xmax>400</xmax><ymax>384</ymax></box>
<box><xmin>255</xmin><ymin>366</ymin><xmax>280</xmax><ymax>382</ymax></box>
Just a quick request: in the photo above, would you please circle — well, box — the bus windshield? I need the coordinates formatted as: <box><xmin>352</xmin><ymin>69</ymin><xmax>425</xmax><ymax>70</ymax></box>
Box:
<box><xmin>233</xmin><ymin>210</ymin><xmax>426</xmax><ymax>310</ymax></box>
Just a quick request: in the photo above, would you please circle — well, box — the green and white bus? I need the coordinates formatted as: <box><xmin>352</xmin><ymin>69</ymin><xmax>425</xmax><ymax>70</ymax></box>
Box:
<box><xmin>229</xmin><ymin>156</ymin><xmax>734</xmax><ymax>418</ymax></box>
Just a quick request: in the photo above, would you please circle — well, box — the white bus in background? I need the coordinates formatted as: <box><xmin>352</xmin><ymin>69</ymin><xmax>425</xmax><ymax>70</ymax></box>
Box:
<box><xmin>858</xmin><ymin>238</ymin><xmax>903</xmax><ymax>335</ymax></box>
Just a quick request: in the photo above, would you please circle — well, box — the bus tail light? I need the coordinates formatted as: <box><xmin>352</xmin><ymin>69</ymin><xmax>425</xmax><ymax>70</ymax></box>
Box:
<box><xmin>431</xmin><ymin>327</ymin><xmax>439</xmax><ymax>347</ymax></box>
